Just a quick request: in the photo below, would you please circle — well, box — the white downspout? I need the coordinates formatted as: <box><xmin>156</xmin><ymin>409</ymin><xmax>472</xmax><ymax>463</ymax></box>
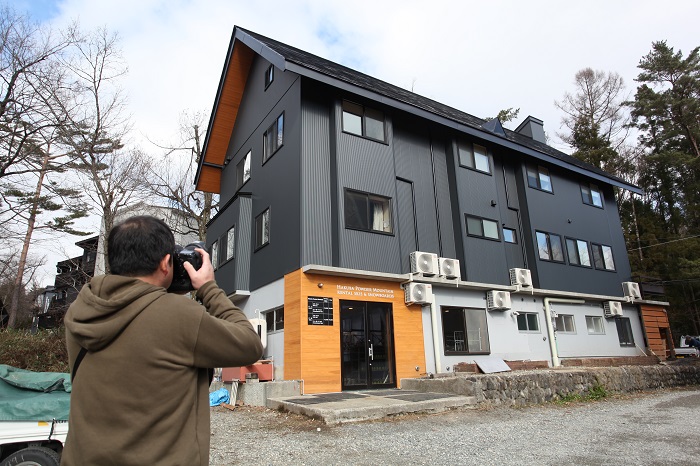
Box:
<box><xmin>428</xmin><ymin>301</ymin><xmax>442</xmax><ymax>374</ymax></box>
<box><xmin>543</xmin><ymin>297</ymin><xmax>584</xmax><ymax>367</ymax></box>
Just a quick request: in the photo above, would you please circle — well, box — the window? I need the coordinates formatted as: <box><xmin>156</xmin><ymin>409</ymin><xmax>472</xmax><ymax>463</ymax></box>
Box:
<box><xmin>263</xmin><ymin>113</ymin><xmax>284</xmax><ymax>162</ymax></box>
<box><xmin>616</xmin><ymin>317</ymin><xmax>634</xmax><ymax>347</ymax></box>
<box><xmin>441</xmin><ymin>307</ymin><xmax>490</xmax><ymax>354</ymax></box>
<box><xmin>591</xmin><ymin>243</ymin><xmax>615</xmax><ymax>271</ymax></box>
<box><xmin>586</xmin><ymin>315</ymin><xmax>605</xmax><ymax>334</ymax></box>
<box><xmin>236</xmin><ymin>151</ymin><xmax>251</xmax><ymax>189</ymax></box>
<box><xmin>458</xmin><ymin>141</ymin><xmax>490</xmax><ymax>173</ymax></box>
<box><xmin>517</xmin><ymin>312</ymin><xmax>540</xmax><ymax>332</ymax></box>
<box><xmin>255</xmin><ymin>208</ymin><xmax>270</xmax><ymax>249</ymax></box>
<box><xmin>536</xmin><ymin>231</ymin><xmax>564</xmax><ymax>262</ymax></box>
<box><xmin>466</xmin><ymin>215</ymin><xmax>499</xmax><ymax>240</ymax></box>
<box><xmin>503</xmin><ymin>228</ymin><xmax>517</xmax><ymax>244</ymax></box>
<box><xmin>264</xmin><ymin>64</ymin><xmax>274</xmax><ymax>89</ymax></box>
<box><xmin>527</xmin><ymin>165</ymin><xmax>553</xmax><ymax>192</ymax></box>
<box><xmin>344</xmin><ymin>190</ymin><xmax>392</xmax><ymax>233</ymax></box>
<box><xmin>581</xmin><ymin>183</ymin><xmax>603</xmax><ymax>208</ymax></box>
<box><xmin>341</xmin><ymin>100</ymin><xmax>386</xmax><ymax>142</ymax></box>
<box><xmin>225</xmin><ymin>226</ymin><xmax>235</xmax><ymax>262</ymax></box>
<box><xmin>211</xmin><ymin>240</ymin><xmax>219</xmax><ymax>269</ymax></box>
<box><xmin>555</xmin><ymin>314</ymin><xmax>576</xmax><ymax>333</ymax></box>
<box><xmin>566</xmin><ymin>238</ymin><xmax>591</xmax><ymax>267</ymax></box>
<box><xmin>265</xmin><ymin>307</ymin><xmax>285</xmax><ymax>332</ymax></box>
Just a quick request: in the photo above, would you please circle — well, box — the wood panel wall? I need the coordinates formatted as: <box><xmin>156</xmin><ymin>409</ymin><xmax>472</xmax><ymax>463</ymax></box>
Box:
<box><xmin>284</xmin><ymin>269</ymin><xmax>426</xmax><ymax>394</ymax></box>
<box><xmin>641</xmin><ymin>305</ymin><xmax>672</xmax><ymax>360</ymax></box>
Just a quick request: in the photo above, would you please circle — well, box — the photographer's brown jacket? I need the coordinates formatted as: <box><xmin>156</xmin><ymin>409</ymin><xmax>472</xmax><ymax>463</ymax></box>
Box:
<box><xmin>62</xmin><ymin>275</ymin><xmax>263</xmax><ymax>466</ymax></box>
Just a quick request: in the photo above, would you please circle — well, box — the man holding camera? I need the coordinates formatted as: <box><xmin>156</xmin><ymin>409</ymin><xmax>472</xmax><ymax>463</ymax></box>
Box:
<box><xmin>62</xmin><ymin>215</ymin><xmax>263</xmax><ymax>465</ymax></box>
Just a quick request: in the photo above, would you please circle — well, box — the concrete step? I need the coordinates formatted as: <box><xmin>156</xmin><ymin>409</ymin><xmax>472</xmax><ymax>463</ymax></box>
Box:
<box><xmin>267</xmin><ymin>389</ymin><xmax>476</xmax><ymax>424</ymax></box>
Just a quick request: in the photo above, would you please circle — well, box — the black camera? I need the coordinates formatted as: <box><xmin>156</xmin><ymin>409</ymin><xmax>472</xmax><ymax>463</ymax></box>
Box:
<box><xmin>168</xmin><ymin>241</ymin><xmax>206</xmax><ymax>293</ymax></box>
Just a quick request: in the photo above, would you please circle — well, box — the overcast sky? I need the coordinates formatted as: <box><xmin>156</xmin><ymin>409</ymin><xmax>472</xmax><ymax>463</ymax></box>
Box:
<box><xmin>10</xmin><ymin>0</ymin><xmax>699</xmax><ymax>286</ymax></box>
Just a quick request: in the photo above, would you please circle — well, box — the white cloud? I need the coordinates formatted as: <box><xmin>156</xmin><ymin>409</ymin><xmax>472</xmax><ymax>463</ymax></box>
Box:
<box><xmin>15</xmin><ymin>0</ymin><xmax>700</xmax><ymax>285</ymax></box>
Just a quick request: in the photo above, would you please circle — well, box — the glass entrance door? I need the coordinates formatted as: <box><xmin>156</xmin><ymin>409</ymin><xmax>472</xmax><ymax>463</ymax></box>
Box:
<box><xmin>340</xmin><ymin>300</ymin><xmax>396</xmax><ymax>390</ymax></box>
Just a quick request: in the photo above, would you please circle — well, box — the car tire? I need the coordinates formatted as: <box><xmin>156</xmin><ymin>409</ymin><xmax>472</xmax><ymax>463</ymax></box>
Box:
<box><xmin>1</xmin><ymin>446</ymin><xmax>61</xmax><ymax>466</ymax></box>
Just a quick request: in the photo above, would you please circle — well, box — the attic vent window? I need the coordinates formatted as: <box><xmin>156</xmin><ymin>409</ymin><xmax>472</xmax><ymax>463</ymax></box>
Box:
<box><xmin>341</xmin><ymin>100</ymin><xmax>386</xmax><ymax>142</ymax></box>
<box><xmin>264</xmin><ymin>64</ymin><xmax>274</xmax><ymax>89</ymax></box>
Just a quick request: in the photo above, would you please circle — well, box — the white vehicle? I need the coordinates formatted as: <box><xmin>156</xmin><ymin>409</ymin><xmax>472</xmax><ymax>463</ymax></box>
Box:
<box><xmin>0</xmin><ymin>420</ymin><xmax>67</xmax><ymax>465</ymax></box>
<box><xmin>674</xmin><ymin>335</ymin><xmax>700</xmax><ymax>358</ymax></box>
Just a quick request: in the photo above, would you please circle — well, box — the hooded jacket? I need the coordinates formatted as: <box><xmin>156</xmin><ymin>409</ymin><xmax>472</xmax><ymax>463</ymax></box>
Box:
<box><xmin>62</xmin><ymin>275</ymin><xmax>263</xmax><ymax>466</ymax></box>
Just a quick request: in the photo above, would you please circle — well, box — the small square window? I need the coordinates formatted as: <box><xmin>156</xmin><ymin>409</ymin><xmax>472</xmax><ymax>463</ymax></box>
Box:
<box><xmin>592</xmin><ymin>243</ymin><xmax>615</xmax><ymax>271</ymax></box>
<box><xmin>458</xmin><ymin>142</ymin><xmax>491</xmax><ymax>174</ymax></box>
<box><xmin>527</xmin><ymin>165</ymin><xmax>553</xmax><ymax>192</ymax></box>
<box><xmin>466</xmin><ymin>215</ymin><xmax>499</xmax><ymax>240</ymax></box>
<box><xmin>503</xmin><ymin>228</ymin><xmax>517</xmax><ymax>244</ymax></box>
<box><xmin>566</xmin><ymin>238</ymin><xmax>591</xmax><ymax>267</ymax></box>
<box><xmin>536</xmin><ymin>231</ymin><xmax>564</xmax><ymax>262</ymax></box>
<box><xmin>555</xmin><ymin>314</ymin><xmax>576</xmax><ymax>333</ymax></box>
<box><xmin>341</xmin><ymin>100</ymin><xmax>386</xmax><ymax>142</ymax></box>
<box><xmin>581</xmin><ymin>183</ymin><xmax>603</xmax><ymax>208</ymax></box>
<box><xmin>586</xmin><ymin>315</ymin><xmax>605</xmax><ymax>334</ymax></box>
<box><xmin>517</xmin><ymin>312</ymin><xmax>540</xmax><ymax>332</ymax></box>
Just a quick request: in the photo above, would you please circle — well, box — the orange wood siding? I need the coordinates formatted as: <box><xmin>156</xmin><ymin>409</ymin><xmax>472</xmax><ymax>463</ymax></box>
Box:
<box><xmin>196</xmin><ymin>42</ymin><xmax>255</xmax><ymax>193</ymax></box>
<box><xmin>284</xmin><ymin>269</ymin><xmax>426</xmax><ymax>394</ymax></box>
<box><xmin>641</xmin><ymin>305</ymin><xmax>672</xmax><ymax>360</ymax></box>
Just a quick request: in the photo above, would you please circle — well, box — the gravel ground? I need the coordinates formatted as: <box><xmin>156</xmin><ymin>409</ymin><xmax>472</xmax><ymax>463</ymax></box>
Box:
<box><xmin>210</xmin><ymin>387</ymin><xmax>700</xmax><ymax>465</ymax></box>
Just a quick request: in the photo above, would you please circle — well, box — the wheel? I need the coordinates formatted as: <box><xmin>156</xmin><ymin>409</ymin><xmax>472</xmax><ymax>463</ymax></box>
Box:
<box><xmin>1</xmin><ymin>446</ymin><xmax>60</xmax><ymax>466</ymax></box>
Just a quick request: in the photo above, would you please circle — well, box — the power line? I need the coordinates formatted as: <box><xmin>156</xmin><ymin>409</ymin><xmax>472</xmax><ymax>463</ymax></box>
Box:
<box><xmin>628</xmin><ymin>233</ymin><xmax>700</xmax><ymax>251</ymax></box>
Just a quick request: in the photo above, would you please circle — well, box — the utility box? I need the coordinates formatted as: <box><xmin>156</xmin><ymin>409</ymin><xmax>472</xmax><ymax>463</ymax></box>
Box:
<box><xmin>222</xmin><ymin>360</ymin><xmax>274</xmax><ymax>383</ymax></box>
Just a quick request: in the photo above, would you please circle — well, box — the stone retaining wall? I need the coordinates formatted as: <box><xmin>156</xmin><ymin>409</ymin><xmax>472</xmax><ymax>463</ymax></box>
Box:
<box><xmin>401</xmin><ymin>364</ymin><xmax>700</xmax><ymax>406</ymax></box>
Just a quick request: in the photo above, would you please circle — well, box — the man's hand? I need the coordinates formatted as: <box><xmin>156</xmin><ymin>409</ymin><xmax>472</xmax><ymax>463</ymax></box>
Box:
<box><xmin>183</xmin><ymin>248</ymin><xmax>215</xmax><ymax>290</ymax></box>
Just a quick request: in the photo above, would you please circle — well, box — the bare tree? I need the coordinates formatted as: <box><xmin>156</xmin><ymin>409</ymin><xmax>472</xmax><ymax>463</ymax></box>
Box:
<box><xmin>146</xmin><ymin>110</ymin><xmax>218</xmax><ymax>241</ymax></box>
<box><xmin>58</xmin><ymin>26</ymin><xmax>149</xmax><ymax>269</ymax></box>
<box><xmin>555</xmin><ymin>68</ymin><xmax>630</xmax><ymax>154</ymax></box>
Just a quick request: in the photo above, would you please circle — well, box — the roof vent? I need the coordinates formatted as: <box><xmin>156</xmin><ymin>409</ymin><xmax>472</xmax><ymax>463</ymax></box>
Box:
<box><xmin>515</xmin><ymin>116</ymin><xmax>546</xmax><ymax>144</ymax></box>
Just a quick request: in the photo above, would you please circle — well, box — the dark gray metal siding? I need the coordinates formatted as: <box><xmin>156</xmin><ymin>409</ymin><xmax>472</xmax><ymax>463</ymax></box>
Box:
<box><xmin>300</xmin><ymin>85</ymin><xmax>333</xmax><ymax>266</ymax></box>
<box><xmin>521</xmin><ymin>164</ymin><xmax>632</xmax><ymax>295</ymax></box>
<box><xmin>451</xmin><ymin>139</ymin><xmax>511</xmax><ymax>284</ymax></box>
<box><xmin>396</xmin><ymin>179</ymin><xmax>417</xmax><ymax>273</ymax></box>
<box><xmin>333</xmin><ymin>98</ymin><xmax>401</xmax><ymax>273</ymax></box>
<box><xmin>208</xmin><ymin>195</ymin><xmax>252</xmax><ymax>293</ymax></box>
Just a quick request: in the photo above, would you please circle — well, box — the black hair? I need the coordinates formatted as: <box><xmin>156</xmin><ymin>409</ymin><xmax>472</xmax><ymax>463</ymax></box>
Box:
<box><xmin>107</xmin><ymin>215</ymin><xmax>175</xmax><ymax>277</ymax></box>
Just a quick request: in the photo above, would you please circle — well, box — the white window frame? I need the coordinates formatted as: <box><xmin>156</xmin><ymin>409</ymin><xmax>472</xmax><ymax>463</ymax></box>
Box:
<box><xmin>555</xmin><ymin>314</ymin><xmax>576</xmax><ymax>333</ymax></box>
<box><xmin>586</xmin><ymin>315</ymin><xmax>605</xmax><ymax>335</ymax></box>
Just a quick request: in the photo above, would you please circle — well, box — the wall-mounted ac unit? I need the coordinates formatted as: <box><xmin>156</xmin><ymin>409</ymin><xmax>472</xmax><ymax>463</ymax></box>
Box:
<box><xmin>622</xmin><ymin>282</ymin><xmax>641</xmax><ymax>300</ymax></box>
<box><xmin>509</xmin><ymin>268</ymin><xmax>532</xmax><ymax>288</ymax></box>
<box><xmin>487</xmin><ymin>290</ymin><xmax>512</xmax><ymax>311</ymax></box>
<box><xmin>604</xmin><ymin>301</ymin><xmax>623</xmax><ymax>318</ymax></box>
<box><xmin>438</xmin><ymin>257</ymin><xmax>461</xmax><ymax>280</ymax></box>
<box><xmin>410</xmin><ymin>251</ymin><xmax>438</xmax><ymax>276</ymax></box>
<box><xmin>404</xmin><ymin>283</ymin><xmax>433</xmax><ymax>305</ymax></box>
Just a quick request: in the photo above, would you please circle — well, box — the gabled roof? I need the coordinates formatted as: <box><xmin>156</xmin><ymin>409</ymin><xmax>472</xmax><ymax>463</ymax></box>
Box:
<box><xmin>197</xmin><ymin>26</ymin><xmax>641</xmax><ymax>194</ymax></box>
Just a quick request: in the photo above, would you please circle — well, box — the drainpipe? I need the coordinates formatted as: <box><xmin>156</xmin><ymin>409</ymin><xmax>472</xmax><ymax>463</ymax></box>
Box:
<box><xmin>427</xmin><ymin>300</ymin><xmax>442</xmax><ymax>374</ymax></box>
<box><xmin>543</xmin><ymin>297</ymin><xmax>584</xmax><ymax>367</ymax></box>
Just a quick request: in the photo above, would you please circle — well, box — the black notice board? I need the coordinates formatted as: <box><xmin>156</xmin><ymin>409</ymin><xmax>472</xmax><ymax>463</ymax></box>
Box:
<box><xmin>308</xmin><ymin>296</ymin><xmax>333</xmax><ymax>325</ymax></box>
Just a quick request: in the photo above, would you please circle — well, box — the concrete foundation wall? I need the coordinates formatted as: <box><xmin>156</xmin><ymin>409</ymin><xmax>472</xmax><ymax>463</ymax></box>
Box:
<box><xmin>401</xmin><ymin>365</ymin><xmax>700</xmax><ymax>406</ymax></box>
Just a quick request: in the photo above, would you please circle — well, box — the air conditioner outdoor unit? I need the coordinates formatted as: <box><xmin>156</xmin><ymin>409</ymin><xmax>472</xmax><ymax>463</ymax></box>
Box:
<box><xmin>509</xmin><ymin>268</ymin><xmax>533</xmax><ymax>288</ymax></box>
<box><xmin>487</xmin><ymin>290</ymin><xmax>512</xmax><ymax>311</ymax></box>
<box><xmin>438</xmin><ymin>257</ymin><xmax>461</xmax><ymax>280</ymax></box>
<box><xmin>622</xmin><ymin>282</ymin><xmax>642</xmax><ymax>300</ymax></box>
<box><xmin>604</xmin><ymin>301</ymin><xmax>623</xmax><ymax>318</ymax></box>
<box><xmin>410</xmin><ymin>251</ymin><xmax>439</xmax><ymax>276</ymax></box>
<box><xmin>404</xmin><ymin>283</ymin><xmax>433</xmax><ymax>305</ymax></box>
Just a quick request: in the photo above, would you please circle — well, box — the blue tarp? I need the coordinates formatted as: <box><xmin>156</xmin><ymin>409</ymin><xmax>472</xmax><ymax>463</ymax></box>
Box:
<box><xmin>0</xmin><ymin>365</ymin><xmax>71</xmax><ymax>421</ymax></box>
<box><xmin>209</xmin><ymin>387</ymin><xmax>230</xmax><ymax>407</ymax></box>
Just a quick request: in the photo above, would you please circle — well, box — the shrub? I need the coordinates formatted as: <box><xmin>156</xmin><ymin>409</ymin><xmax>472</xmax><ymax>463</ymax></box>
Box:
<box><xmin>0</xmin><ymin>327</ymin><xmax>69</xmax><ymax>373</ymax></box>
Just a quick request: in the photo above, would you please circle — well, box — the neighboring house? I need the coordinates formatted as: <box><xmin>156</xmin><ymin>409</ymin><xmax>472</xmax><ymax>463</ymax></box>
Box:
<box><xmin>40</xmin><ymin>236</ymin><xmax>99</xmax><ymax>328</ymax></box>
<box><xmin>93</xmin><ymin>203</ymin><xmax>201</xmax><ymax>276</ymax></box>
<box><xmin>194</xmin><ymin>27</ymin><xmax>672</xmax><ymax>394</ymax></box>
